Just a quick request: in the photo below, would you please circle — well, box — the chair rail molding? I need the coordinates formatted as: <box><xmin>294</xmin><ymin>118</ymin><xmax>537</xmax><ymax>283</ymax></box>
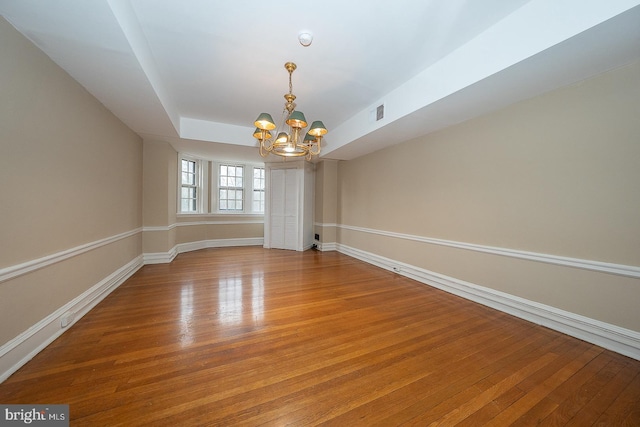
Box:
<box><xmin>338</xmin><ymin>224</ymin><xmax>640</xmax><ymax>279</ymax></box>
<box><xmin>0</xmin><ymin>228</ymin><xmax>142</xmax><ymax>284</ymax></box>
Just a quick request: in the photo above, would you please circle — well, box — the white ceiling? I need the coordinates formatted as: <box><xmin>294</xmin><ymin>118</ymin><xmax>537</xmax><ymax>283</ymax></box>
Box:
<box><xmin>2</xmin><ymin>0</ymin><xmax>639</xmax><ymax>161</ymax></box>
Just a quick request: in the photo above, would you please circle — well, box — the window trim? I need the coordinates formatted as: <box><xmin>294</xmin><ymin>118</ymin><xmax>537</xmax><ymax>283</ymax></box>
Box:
<box><xmin>218</xmin><ymin>163</ymin><xmax>245</xmax><ymax>212</ymax></box>
<box><xmin>211</xmin><ymin>161</ymin><xmax>266</xmax><ymax>215</ymax></box>
<box><xmin>252</xmin><ymin>166</ymin><xmax>266</xmax><ymax>214</ymax></box>
<box><xmin>178</xmin><ymin>154</ymin><xmax>208</xmax><ymax>214</ymax></box>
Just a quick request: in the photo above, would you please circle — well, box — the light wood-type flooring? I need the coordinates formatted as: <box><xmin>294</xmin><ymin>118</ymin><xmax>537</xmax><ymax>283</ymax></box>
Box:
<box><xmin>1</xmin><ymin>247</ymin><xmax>639</xmax><ymax>425</ymax></box>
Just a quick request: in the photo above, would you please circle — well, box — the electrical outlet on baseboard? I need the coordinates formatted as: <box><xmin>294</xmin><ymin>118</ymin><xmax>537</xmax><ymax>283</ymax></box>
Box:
<box><xmin>60</xmin><ymin>311</ymin><xmax>75</xmax><ymax>328</ymax></box>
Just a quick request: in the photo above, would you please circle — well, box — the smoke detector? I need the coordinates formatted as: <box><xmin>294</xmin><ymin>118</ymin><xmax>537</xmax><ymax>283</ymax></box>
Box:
<box><xmin>298</xmin><ymin>31</ymin><xmax>313</xmax><ymax>47</ymax></box>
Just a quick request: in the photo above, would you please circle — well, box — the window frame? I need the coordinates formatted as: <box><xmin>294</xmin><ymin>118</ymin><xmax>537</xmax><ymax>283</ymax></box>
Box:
<box><xmin>252</xmin><ymin>166</ymin><xmax>266</xmax><ymax>214</ymax></box>
<box><xmin>178</xmin><ymin>155</ymin><xmax>208</xmax><ymax>214</ymax></box>
<box><xmin>218</xmin><ymin>163</ymin><xmax>245</xmax><ymax>212</ymax></box>
<box><xmin>211</xmin><ymin>161</ymin><xmax>265</xmax><ymax>215</ymax></box>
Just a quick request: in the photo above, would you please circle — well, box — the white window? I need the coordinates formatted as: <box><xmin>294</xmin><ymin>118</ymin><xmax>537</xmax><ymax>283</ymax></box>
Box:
<box><xmin>212</xmin><ymin>163</ymin><xmax>265</xmax><ymax>214</ymax></box>
<box><xmin>219</xmin><ymin>164</ymin><xmax>244</xmax><ymax>211</ymax></box>
<box><xmin>180</xmin><ymin>159</ymin><xmax>198</xmax><ymax>212</ymax></box>
<box><xmin>179</xmin><ymin>156</ymin><xmax>207</xmax><ymax>213</ymax></box>
<box><xmin>252</xmin><ymin>167</ymin><xmax>265</xmax><ymax>213</ymax></box>
<box><xmin>177</xmin><ymin>155</ymin><xmax>264</xmax><ymax>215</ymax></box>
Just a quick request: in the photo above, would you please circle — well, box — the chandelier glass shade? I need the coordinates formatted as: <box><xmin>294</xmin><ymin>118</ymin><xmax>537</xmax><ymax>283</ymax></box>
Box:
<box><xmin>253</xmin><ymin>62</ymin><xmax>328</xmax><ymax>160</ymax></box>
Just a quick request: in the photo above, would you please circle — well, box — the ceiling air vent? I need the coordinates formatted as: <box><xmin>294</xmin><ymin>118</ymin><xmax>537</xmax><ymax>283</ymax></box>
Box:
<box><xmin>376</xmin><ymin>104</ymin><xmax>384</xmax><ymax>121</ymax></box>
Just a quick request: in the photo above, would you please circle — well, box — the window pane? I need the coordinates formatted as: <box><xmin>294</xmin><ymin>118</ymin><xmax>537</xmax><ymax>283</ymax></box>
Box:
<box><xmin>180</xmin><ymin>159</ymin><xmax>200</xmax><ymax>213</ymax></box>
<box><xmin>217</xmin><ymin>163</ymin><xmax>258</xmax><ymax>212</ymax></box>
<box><xmin>253</xmin><ymin>167</ymin><xmax>265</xmax><ymax>190</ymax></box>
<box><xmin>253</xmin><ymin>189</ymin><xmax>264</xmax><ymax>213</ymax></box>
<box><xmin>182</xmin><ymin>159</ymin><xmax>195</xmax><ymax>174</ymax></box>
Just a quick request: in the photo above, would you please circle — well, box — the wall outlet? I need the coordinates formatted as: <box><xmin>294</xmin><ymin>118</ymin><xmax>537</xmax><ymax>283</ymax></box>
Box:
<box><xmin>314</xmin><ymin>233</ymin><xmax>320</xmax><ymax>241</ymax></box>
<box><xmin>60</xmin><ymin>311</ymin><xmax>75</xmax><ymax>328</ymax></box>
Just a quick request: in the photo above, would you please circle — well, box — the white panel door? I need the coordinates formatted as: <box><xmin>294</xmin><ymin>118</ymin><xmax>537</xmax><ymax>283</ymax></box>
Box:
<box><xmin>269</xmin><ymin>169</ymin><xmax>286</xmax><ymax>249</ymax></box>
<box><xmin>283</xmin><ymin>169</ymin><xmax>299</xmax><ymax>250</ymax></box>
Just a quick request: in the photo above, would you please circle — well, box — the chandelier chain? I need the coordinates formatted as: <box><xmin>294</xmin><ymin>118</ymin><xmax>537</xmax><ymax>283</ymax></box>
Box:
<box><xmin>289</xmin><ymin>71</ymin><xmax>293</xmax><ymax>96</ymax></box>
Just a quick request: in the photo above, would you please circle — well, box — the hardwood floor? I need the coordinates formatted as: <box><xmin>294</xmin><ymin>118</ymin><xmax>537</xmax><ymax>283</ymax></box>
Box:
<box><xmin>1</xmin><ymin>247</ymin><xmax>639</xmax><ymax>426</ymax></box>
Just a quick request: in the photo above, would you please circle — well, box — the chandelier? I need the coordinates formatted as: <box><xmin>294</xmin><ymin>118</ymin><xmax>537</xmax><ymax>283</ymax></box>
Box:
<box><xmin>253</xmin><ymin>62</ymin><xmax>328</xmax><ymax>160</ymax></box>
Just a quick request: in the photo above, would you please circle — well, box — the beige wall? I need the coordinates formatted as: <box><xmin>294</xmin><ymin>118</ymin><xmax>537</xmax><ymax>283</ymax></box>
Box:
<box><xmin>143</xmin><ymin>140</ymin><xmax>178</xmax><ymax>228</ymax></box>
<box><xmin>337</xmin><ymin>61</ymin><xmax>640</xmax><ymax>331</ymax></box>
<box><xmin>314</xmin><ymin>160</ymin><xmax>338</xmax><ymax>245</ymax></box>
<box><xmin>0</xmin><ymin>17</ymin><xmax>142</xmax><ymax>345</ymax></box>
<box><xmin>142</xmin><ymin>140</ymin><xmax>177</xmax><ymax>254</ymax></box>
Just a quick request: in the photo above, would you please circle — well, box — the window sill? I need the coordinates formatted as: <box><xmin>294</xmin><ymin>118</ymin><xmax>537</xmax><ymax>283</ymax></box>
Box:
<box><xmin>177</xmin><ymin>212</ymin><xmax>264</xmax><ymax>218</ymax></box>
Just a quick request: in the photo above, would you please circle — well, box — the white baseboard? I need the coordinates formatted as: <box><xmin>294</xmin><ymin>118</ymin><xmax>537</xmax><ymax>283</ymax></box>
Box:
<box><xmin>143</xmin><ymin>247</ymin><xmax>178</xmax><ymax>264</ymax></box>
<box><xmin>337</xmin><ymin>243</ymin><xmax>640</xmax><ymax>361</ymax></box>
<box><xmin>0</xmin><ymin>255</ymin><xmax>144</xmax><ymax>383</ymax></box>
<box><xmin>177</xmin><ymin>237</ymin><xmax>263</xmax><ymax>254</ymax></box>
<box><xmin>144</xmin><ymin>238</ymin><xmax>264</xmax><ymax>265</ymax></box>
<box><xmin>318</xmin><ymin>242</ymin><xmax>337</xmax><ymax>252</ymax></box>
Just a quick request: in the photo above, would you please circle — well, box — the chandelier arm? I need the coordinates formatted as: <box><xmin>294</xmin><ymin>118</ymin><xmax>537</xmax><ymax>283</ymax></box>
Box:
<box><xmin>308</xmin><ymin>138</ymin><xmax>322</xmax><ymax>156</ymax></box>
<box><xmin>260</xmin><ymin>137</ymin><xmax>275</xmax><ymax>155</ymax></box>
<box><xmin>260</xmin><ymin>136</ymin><xmax>269</xmax><ymax>151</ymax></box>
<box><xmin>259</xmin><ymin>141</ymin><xmax>269</xmax><ymax>157</ymax></box>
